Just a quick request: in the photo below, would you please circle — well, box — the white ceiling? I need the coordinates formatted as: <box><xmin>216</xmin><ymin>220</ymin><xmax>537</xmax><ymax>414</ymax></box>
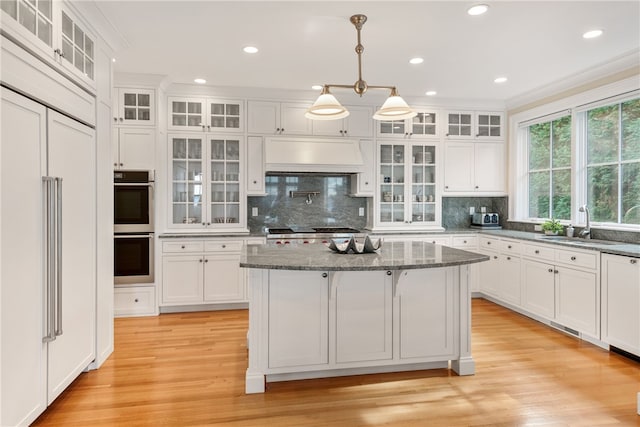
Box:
<box><xmin>95</xmin><ymin>1</ymin><xmax>640</xmax><ymax>106</ymax></box>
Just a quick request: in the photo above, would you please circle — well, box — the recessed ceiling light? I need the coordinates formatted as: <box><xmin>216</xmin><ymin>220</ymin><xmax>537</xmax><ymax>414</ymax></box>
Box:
<box><xmin>243</xmin><ymin>46</ymin><xmax>259</xmax><ymax>54</ymax></box>
<box><xmin>409</xmin><ymin>57</ymin><xmax>424</xmax><ymax>65</ymax></box>
<box><xmin>467</xmin><ymin>4</ymin><xmax>489</xmax><ymax>16</ymax></box>
<box><xmin>583</xmin><ymin>29</ymin><xmax>603</xmax><ymax>39</ymax></box>
<box><xmin>311</xmin><ymin>85</ymin><xmax>323</xmax><ymax>90</ymax></box>
<box><xmin>425</xmin><ymin>91</ymin><xmax>437</xmax><ymax>96</ymax></box>
<box><xmin>494</xmin><ymin>77</ymin><xmax>508</xmax><ymax>84</ymax></box>
<box><xmin>111</xmin><ymin>58</ymin><xmax>116</xmax><ymax>63</ymax></box>
<box><xmin>194</xmin><ymin>78</ymin><xmax>207</xmax><ymax>84</ymax></box>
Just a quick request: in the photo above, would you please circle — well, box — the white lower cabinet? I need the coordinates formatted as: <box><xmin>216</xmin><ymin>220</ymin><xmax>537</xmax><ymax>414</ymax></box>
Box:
<box><xmin>114</xmin><ymin>286</ymin><xmax>156</xmax><ymax>317</ymax></box>
<box><xmin>477</xmin><ymin>237</ymin><xmax>521</xmax><ymax>305</ymax></box>
<box><xmin>555</xmin><ymin>266</ymin><xmax>598</xmax><ymax>335</ymax></box>
<box><xmin>521</xmin><ymin>259</ymin><xmax>555</xmax><ymax>319</ymax></box>
<box><xmin>161</xmin><ymin>238</ymin><xmax>246</xmax><ymax>307</ymax></box>
<box><xmin>602</xmin><ymin>254</ymin><xmax>640</xmax><ymax>356</ymax></box>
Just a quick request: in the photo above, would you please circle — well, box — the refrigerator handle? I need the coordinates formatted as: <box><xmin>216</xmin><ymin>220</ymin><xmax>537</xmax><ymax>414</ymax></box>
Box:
<box><xmin>55</xmin><ymin>177</ymin><xmax>63</xmax><ymax>337</ymax></box>
<box><xmin>42</xmin><ymin>177</ymin><xmax>56</xmax><ymax>343</ymax></box>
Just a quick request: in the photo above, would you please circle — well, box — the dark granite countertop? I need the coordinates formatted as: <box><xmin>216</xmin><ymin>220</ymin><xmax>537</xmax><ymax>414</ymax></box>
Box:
<box><xmin>240</xmin><ymin>241</ymin><xmax>489</xmax><ymax>271</ymax></box>
<box><xmin>159</xmin><ymin>232</ymin><xmax>253</xmax><ymax>239</ymax></box>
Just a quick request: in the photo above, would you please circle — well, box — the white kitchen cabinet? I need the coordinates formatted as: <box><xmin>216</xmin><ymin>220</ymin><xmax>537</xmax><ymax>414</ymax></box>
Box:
<box><xmin>246</xmin><ymin>135</ymin><xmax>266</xmax><ymax>195</ymax></box>
<box><xmin>1</xmin><ymin>89</ymin><xmax>96</xmax><ymax>426</ymax></box>
<box><xmin>450</xmin><ymin>235</ymin><xmax>479</xmax><ymax>293</ymax></box>
<box><xmin>113</xmin><ymin>88</ymin><xmax>155</xmax><ymax>126</ymax></box>
<box><xmin>350</xmin><ymin>138</ymin><xmax>375</xmax><ymax>196</ymax></box>
<box><xmin>475</xmin><ymin>112</ymin><xmax>503</xmax><ymax>139</ymax></box>
<box><xmin>161</xmin><ymin>239</ymin><xmax>246</xmax><ymax>307</ymax></box>
<box><xmin>114</xmin><ymin>286</ymin><xmax>157</xmax><ymax>317</ymax></box>
<box><xmin>1</xmin><ymin>2</ymin><xmax>97</xmax><ymax>90</ymax></box>
<box><xmin>521</xmin><ymin>258</ymin><xmax>556</xmax><ymax>319</ymax></box>
<box><xmin>397</xmin><ymin>268</ymin><xmax>456</xmax><ymax>359</ymax></box>
<box><xmin>247</xmin><ymin>100</ymin><xmax>311</xmax><ymax>135</ymax></box>
<box><xmin>312</xmin><ymin>105</ymin><xmax>373</xmax><ymax>137</ymax></box>
<box><xmin>602</xmin><ymin>254</ymin><xmax>640</xmax><ymax>356</ymax></box>
<box><xmin>444</xmin><ymin>111</ymin><xmax>503</xmax><ymax>140</ymax></box>
<box><xmin>112</xmin><ymin>127</ymin><xmax>156</xmax><ymax>170</ymax></box>
<box><xmin>267</xmin><ymin>270</ymin><xmax>330</xmax><ymax>368</ymax></box>
<box><xmin>377</xmin><ymin>108</ymin><xmax>439</xmax><ymax>139</ymax></box>
<box><xmin>477</xmin><ymin>237</ymin><xmax>521</xmax><ymax>305</ymax></box>
<box><xmin>168</xmin><ymin>96</ymin><xmax>244</xmax><ymax>132</ymax></box>
<box><xmin>443</xmin><ymin>141</ymin><xmax>505</xmax><ymax>194</ymax></box>
<box><xmin>445</xmin><ymin>111</ymin><xmax>474</xmax><ymax>139</ymax></box>
<box><xmin>334</xmin><ymin>270</ymin><xmax>393</xmax><ymax>363</ymax></box>
<box><xmin>377</xmin><ymin>141</ymin><xmax>441</xmax><ymax>230</ymax></box>
<box><xmin>555</xmin><ymin>266</ymin><xmax>598</xmax><ymax>335</ymax></box>
<box><xmin>168</xmin><ymin>133</ymin><xmax>246</xmax><ymax>231</ymax></box>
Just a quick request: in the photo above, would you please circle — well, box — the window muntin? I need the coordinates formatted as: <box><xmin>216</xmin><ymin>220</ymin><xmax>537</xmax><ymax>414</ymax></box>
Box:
<box><xmin>585</xmin><ymin>98</ymin><xmax>640</xmax><ymax>225</ymax></box>
<box><xmin>527</xmin><ymin>115</ymin><xmax>572</xmax><ymax>220</ymax></box>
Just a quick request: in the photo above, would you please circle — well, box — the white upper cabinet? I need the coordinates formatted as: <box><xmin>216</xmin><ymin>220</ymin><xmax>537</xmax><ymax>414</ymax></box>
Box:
<box><xmin>247</xmin><ymin>100</ymin><xmax>312</xmax><ymax>135</ymax></box>
<box><xmin>1</xmin><ymin>2</ymin><xmax>96</xmax><ymax>90</ymax></box>
<box><xmin>168</xmin><ymin>97</ymin><xmax>244</xmax><ymax>132</ymax></box>
<box><xmin>113</xmin><ymin>127</ymin><xmax>156</xmax><ymax>171</ymax></box>
<box><xmin>443</xmin><ymin>141</ymin><xmax>505</xmax><ymax>194</ymax></box>
<box><xmin>377</xmin><ymin>108</ymin><xmax>439</xmax><ymax>139</ymax></box>
<box><xmin>445</xmin><ymin>111</ymin><xmax>504</xmax><ymax>140</ymax></box>
<box><xmin>113</xmin><ymin>88</ymin><xmax>155</xmax><ymax>126</ymax></box>
<box><xmin>312</xmin><ymin>105</ymin><xmax>373</xmax><ymax>138</ymax></box>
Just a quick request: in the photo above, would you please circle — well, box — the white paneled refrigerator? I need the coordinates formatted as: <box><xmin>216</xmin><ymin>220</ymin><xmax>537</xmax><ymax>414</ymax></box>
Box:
<box><xmin>1</xmin><ymin>87</ymin><xmax>96</xmax><ymax>426</ymax></box>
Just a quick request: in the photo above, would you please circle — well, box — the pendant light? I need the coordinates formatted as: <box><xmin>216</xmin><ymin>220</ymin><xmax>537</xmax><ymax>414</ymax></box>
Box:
<box><xmin>305</xmin><ymin>14</ymin><xmax>416</xmax><ymax>121</ymax></box>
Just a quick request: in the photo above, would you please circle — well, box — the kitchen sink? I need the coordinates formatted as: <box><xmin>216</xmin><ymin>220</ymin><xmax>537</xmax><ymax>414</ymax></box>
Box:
<box><xmin>537</xmin><ymin>236</ymin><xmax>619</xmax><ymax>245</ymax></box>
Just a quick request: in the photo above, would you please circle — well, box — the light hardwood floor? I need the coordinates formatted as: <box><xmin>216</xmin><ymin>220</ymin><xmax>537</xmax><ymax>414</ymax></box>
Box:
<box><xmin>33</xmin><ymin>299</ymin><xmax>639</xmax><ymax>426</ymax></box>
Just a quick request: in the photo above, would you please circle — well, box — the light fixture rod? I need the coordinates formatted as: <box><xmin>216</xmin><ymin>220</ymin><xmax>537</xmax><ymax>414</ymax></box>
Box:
<box><xmin>350</xmin><ymin>14</ymin><xmax>367</xmax><ymax>96</ymax></box>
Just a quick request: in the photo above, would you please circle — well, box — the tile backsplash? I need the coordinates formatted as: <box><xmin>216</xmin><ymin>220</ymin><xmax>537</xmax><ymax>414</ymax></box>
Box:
<box><xmin>247</xmin><ymin>174</ymin><xmax>367</xmax><ymax>233</ymax></box>
<box><xmin>442</xmin><ymin>197</ymin><xmax>508</xmax><ymax>229</ymax></box>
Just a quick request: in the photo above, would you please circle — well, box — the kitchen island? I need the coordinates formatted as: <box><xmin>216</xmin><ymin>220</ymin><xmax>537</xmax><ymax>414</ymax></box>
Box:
<box><xmin>240</xmin><ymin>241</ymin><xmax>489</xmax><ymax>393</ymax></box>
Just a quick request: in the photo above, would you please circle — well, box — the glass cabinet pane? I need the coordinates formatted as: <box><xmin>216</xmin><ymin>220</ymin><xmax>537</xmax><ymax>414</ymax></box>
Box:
<box><xmin>138</xmin><ymin>94</ymin><xmax>150</xmax><ymax>107</ymax></box>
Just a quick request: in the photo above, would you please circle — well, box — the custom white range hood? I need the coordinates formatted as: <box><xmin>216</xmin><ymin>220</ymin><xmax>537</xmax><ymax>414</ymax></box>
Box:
<box><xmin>264</xmin><ymin>137</ymin><xmax>364</xmax><ymax>173</ymax></box>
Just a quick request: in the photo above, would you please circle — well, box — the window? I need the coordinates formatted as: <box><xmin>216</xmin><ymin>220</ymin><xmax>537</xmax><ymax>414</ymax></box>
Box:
<box><xmin>1</xmin><ymin>0</ymin><xmax>52</xmax><ymax>46</ymax></box>
<box><xmin>585</xmin><ymin>98</ymin><xmax>640</xmax><ymax>225</ymax></box>
<box><xmin>527</xmin><ymin>115</ymin><xmax>572</xmax><ymax>220</ymax></box>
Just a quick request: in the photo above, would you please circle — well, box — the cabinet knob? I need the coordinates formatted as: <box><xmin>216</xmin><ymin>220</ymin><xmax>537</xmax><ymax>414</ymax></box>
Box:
<box><xmin>113</xmin><ymin>163</ymin><xmax>118</xmax><ymax>167</ymax></box>
<box><xmin>487</xmin><ymin>241</ymin><xmax>491</xmax><ymax>245</ymax></box>
<box><xmin>204</xmin><ymin>259</ymin><xmax>208</xmax><ymax>263</ymax></box>
<box><xmin>253</xmin><ymin>180</ymin><xmax>257</xmax><ymax>184</ymax></box>
<box><xmin>113</xmin><ymin>117</ymin><xmax>117</xmax><ymax>122</ymax></box>
<box><xmin>631</xmin><ymin>259</ymin><xmax>638</xmax><ymax>264</ymax></box>
<box><xmin>548</xmin><ymin>268</ymin><xmax>553</xmax><ymax>273</ymax></box>
<box><xmin>199</xmin><ymin>259</ymin><xmax>203</xmax><ymax>263</ymax></box>
<box><xmin>475</xmin><ymin>186</ymin><xmax>479</xmax><ymax>189</ymax></box>
<box><xmin>181</xmin><ymin>245</ymin><xmax>185</xmax><ymax>249</ymax></box>
<box><xmin>535</xmin><ymin>250</ymin><xmax>540</xmax><ymax>254</ymax></box>
<box><xmin>207</xmin><ymin>125</ymin><xmax>211</xmax><ymax>131</ymax></box>
<box><xmin>276</xmin><ymin>128</ymin><xmax>280</xmax><ymax>132</ymax></box>
<box><xmin>202</xmin><ymin>222</ymin><xmax>206</xmax><ymax>226</ymax></box>
<box><xmin>222</xmin><ymin>244</ymin><xmax>226</xmax><ymax>248</ymax></box>
<box><xmin>386</xmin><ymin>270</ymin><xmax>392</xmax><ymax>276</ymax></box>
<box><xmin>207</xmin><ymin>222</ymin><xmax>211</xmax><ymax>226</ymax></box>
<box><xmin>463</xmin><ymin>240</ymin><xmax>467</xmax><ymax>243</ymax></box>
<box><xmin>493</xmin><ymin>255</ymin><xmax>498</xmax><ymax>259</ymax></box>
<box><xmin>281</xmin><ymin>128</ymin><xmax>284</xmax><ymax>133</ymax></box>
<box><xmin>508</xmin><ymin>245</ymin><xmax>512</xmax><ymax>249</ymax></box>
<box><xmin>555</xmin><ymin>270</ymin><xmax>559</xmax><ymax>274</ymax></box>
<box><xmin>507</xmin><ymin>256</ymin><xmax>511</xmax><ymax>260</ymax></box>
<box><xmin>119</xmin><ymin>118</ymin><xmax>123</xmax><ymax>122</ymax></box>
<box><xmin>134</xmin><ymin>298</ymin><xmax>139</xmax><ymax>303</ymax></box>
<box><xmin>445</xmin><ymin>133</ymin><xmax>450</xmax><ymax>137</ymax></box>
<box><xmin>364</xmin><ymin>181</ymin><xmax>369</xmax><ymax>185</ymax></box>
<box><xmin>322</xmin><ymin>272</ymin><xmax>328</xmax><ymax>278</ymax></box>
<box><xmin>119</xmin><ymin>163</ymin><xmax>123</xmax><ymax>167</ymax></box>
<box><xmin>445</xmin><ymin>186</ymin><xmax>449</xmax><ymax>189</ymax></box>
<box><xmin>570</xmin><ymin>256</ymin><xmax>577</xmax><ymax>261</ymax></box>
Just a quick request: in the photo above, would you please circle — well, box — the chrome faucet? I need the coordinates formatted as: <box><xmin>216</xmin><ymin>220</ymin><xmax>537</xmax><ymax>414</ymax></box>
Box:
<box><xmin>578</xmin><ymin>205</ymin><xmax>591</xmax><ymax>239</ymax></box>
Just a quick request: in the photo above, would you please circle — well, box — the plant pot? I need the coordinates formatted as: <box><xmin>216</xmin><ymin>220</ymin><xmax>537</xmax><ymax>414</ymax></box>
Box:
<box><xmin>544</xmin><ymin>230</ymin><xmax>559</xmax><ymax>236</ymax></box>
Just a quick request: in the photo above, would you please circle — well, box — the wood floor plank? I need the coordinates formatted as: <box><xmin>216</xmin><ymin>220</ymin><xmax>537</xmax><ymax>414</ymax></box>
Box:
<box><xmin>33</xmin><ymin>299</ymin><xmax>639</xmax><ymax>426</ymax></box>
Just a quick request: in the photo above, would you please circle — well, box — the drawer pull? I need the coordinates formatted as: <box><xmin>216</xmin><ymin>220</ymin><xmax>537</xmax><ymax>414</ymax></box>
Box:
<box><xmin>134</xmin><ymin>298</ymin><xmax>139</xmax><ymax>303</ymax></box>
<box><xmin>487</xmin><ymin>241</ymin><xmax>491</xmax><ymax>245</ymax></box>
<box><xmin>204</xmin><ymin>259</ymin><xmax>208</xmax><ymax>263</ymax></box>
<box><xmin>535</xmin><ymin>250</ymin><xmax>540</xmax><ymax>254</ymax></box>
<box><xmin>222</xmin><ymin>244</ymin><xmax>226</xmax><ymax>248</ymax></box>
<box><xmin>199</xmin><ymin>259</ymin><xmax>203</xmax><ymax>263</ymax></box>
<box><xmin>507</xmin><ymin>256</ymin><xmax>511</xmax><ymax>260</ymax></box>
<box><xmin>322</xmin><ymin>272</ymin><xmax>328</xmax><ymax>278</ymax></box>
<box><xmin>548</xmin><ymin>268</ymin><xmax>553</xmax><ymax>273</ymax></box>
<box><xmin>554</xmin><ymin>270</ymin><xmax>559</xmax><ymax>274</ymax></box>
<box><xmin>181</xmin><ymin>245</ymin><xmax>185</xmax><ymax>249</ymax></box>
<box><xmin>570</xmin><ymin>256</ymin><xmax>577</xmax><ymax>261</ymax></box>
<box><xmin>463</xmin><ymin>240</ymin><xmax>467</xmax><ymax>244</ymax></box>
<box><xmin>386</xmin><ymin>270</ymin><xmax>392</xmax><ymax>276</ymax></box>
<box><xmin>508</xmin><ymin>245</ymin><xmax>512</xmax><ymax>249</ymax></box>
<box><xmin>493</xmin><ymin>255</ymin><xmax>498</xmax><ymax>259</ymax></box>
<box><xmin>631</xmin><ymin>259</ymin><xmax>638</xmax><ymax>264</ymax></box>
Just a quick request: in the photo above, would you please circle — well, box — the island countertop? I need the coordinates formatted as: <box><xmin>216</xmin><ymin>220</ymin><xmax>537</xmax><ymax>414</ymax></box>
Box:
<box><xmin>240</xmin><ymin>241</ymin><xmax>489</xmax><ymax>271</ymax></box>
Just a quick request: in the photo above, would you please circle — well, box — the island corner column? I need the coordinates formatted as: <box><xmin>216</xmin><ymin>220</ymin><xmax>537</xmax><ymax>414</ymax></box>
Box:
<box><xmin>451</xmin><ymin>264</ymin><xmax>475</xmax><ymax>375</ymax></box>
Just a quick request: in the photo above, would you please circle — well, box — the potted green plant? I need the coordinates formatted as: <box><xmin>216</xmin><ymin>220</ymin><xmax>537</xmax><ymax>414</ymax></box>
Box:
<box><xmin>541</xmin><ymin>218</ymin><xmax>563</xmax><ymax>235</ymax></box>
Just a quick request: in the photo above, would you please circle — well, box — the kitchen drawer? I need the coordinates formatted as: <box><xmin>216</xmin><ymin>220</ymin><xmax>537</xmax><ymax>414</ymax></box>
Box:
<box><xmin>246</xmin><ymin>237</ymin><xmax>266</xmax><ymax>245</ymax></box>
<box><xmin>522</xmin><ymin>243</ymin><xmax>555</xmax><ymax>262</ymax></box>
<box><xmin>499</xmin><ymin>239</ymin><xmax>521</xmax><ymax>254</ymax></box>
<box><xmin>204</xmin><ymin>240</ymin><xmax>243</xmax><ymax>252</ymax></box>
<box><xmin>555</xmin><ymin>248</ymin><xmax>598</xmax><ymax>270</ymax></box>
<box><xmin>426</xmin><ymin>236</ymin><xmax>452</xmax><ymax>246</ymax></box>
<box><xmin>479</xmin><ymin>236</ymin><xmax>500</xmax><ymax>250</ymax></box>
<box><xmin>115</xmin><ymin>286</ymin><xmax>156</xmax><ymax>317</ymax></box>
<box><xmin>163</xmin><ymin>240</ymin><xmax>204</xmax><ymax>253</ymax></box>
<box><xmin>451</xmin><ymin>235</ymin><xmax>477</xmax><ymax>248</ymax></box>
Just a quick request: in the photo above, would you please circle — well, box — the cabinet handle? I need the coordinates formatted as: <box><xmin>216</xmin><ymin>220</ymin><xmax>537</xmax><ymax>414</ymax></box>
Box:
<box><xmin>119</xmin><ymin>163</ymin><xmax>123</xmax><ymax>167</ymax></box>
<box><xmin>535</xmin><ymin>250</ymin><xmax>540</xmax><ymax>254</ymax></box>
<box><xmin>119</xmin><ymin>118</ymin><xmax>123</xmax><ymax>122</ymax></box>
<box><xmin>322</xmin><ymin>272</ymin><xmax>328</xmax><ymax>278</ymax></box>
<box><xmin>386</xmin><ymin>270</ymin><xmax>392</xmax><ymax>276</ymax></box>
<box><xmin>487</xmin><ymin>241</ymin><xmax>491</xmax><ymax>245</ymax></box>
<box><xmin>475</xmin><ymin>186</ymin><xmax>479</xmax><ymax>189</ymax></box>
<box><xmin>113</xmin><ymin>163</ymin><xmax>118</xmax><ymax>167</ymax></box>
<box><xmin>222</xmin><ymin>244</ymin><xmax>226</xmax><ymax>248</ymax></box>
<box><xmin>181</xmin><ymin>245</ymin><xmax>185</xmax><ymax>249</ymax></box>
<box><xmin>507</xmin><ymin>256</ymin><xmax>511</xmax><ymax>260</ymax></box>
<box><xmin>445</xmin><ymin>185</ymin><xmax>449</xmax><ymax>189</ymax></box>
<box><xmin>253</xmin><ymin>180</ymin><xmax>257</xmax><ymax>184</ymax></box>
<box><xmin>493</xmin><ymin>256</ymin><xmax>498</xmax><ymax>259</ymax></box>
<box><xmin>548</xmin><ymin>268</ymin><xmax>553</xmax><ymax>273</ymax></box>
<box><xmin>463</xmin><ymin>240</ymin><xmax>467</xmax><ymax>243</ymax></box>
<box><xmin>554</xmin><ymin>270</ymin><xmax>559</xmax><ymax>274</ymax></box>
<box><xmin>508</xmin><ymin>245</ymin><xmax>512</xmax><ymax>249</ymax></box>
<box><xmin>113</xmin><ymin>117</ymin><xmax>118</xmax><ymax>122</ymax></box>
<box><xmin>199</xmin><ymin>259</ymin><xmax>203</xmax><ymax>263</ymax></box>
<box><xmin>570</xmin><ymin>256</ymin><xmax>577</xmax><ymax>261</ymax></box>
<box><xmin>364</xmin><ymin>181</ymin><xmax>369</xmax><ymax>185</ymax></box>
<box><xmin>631</xmin><ymin>259</ymin><xmax>638</xmax><ymax>264</ymax></box>
<box><xmin>204</xmin><ymin>259</ymin><xmax>208</xmax><ymax>263</ymax></box>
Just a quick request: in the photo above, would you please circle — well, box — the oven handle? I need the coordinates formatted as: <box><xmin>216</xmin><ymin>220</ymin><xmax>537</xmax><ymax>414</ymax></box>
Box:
<box><xmin>114</xmin><ymin>234</ymin><xmax>154</xmax><ymax>239</ymax></box>
<box><xmin>114</xmin><ymin>183</ymin><xmax>154</xmax><ymax>187</ymax></box>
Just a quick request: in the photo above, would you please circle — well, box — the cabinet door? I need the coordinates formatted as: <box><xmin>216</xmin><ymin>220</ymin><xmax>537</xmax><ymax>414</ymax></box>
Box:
<box><xmin>168</xmin><ymin>97</ymin><xmax>205</xmax><ymax>131</ymax></box>
<box><xmin>311</xmin><ymin>117</ymin><xmax>344</xmax><ymax>137</ymax></box>
<box><xmin>410</xmin><ymin>110</ymin><xmax>438</xmax><ymax>138</ymax></box>
<box><xmin>162</xmin><ymin>255</ymin><xmax>204</xmax><ymax>303</ymax></box>
<box><xmin>207</xmin><ymin>136</ymin><xmax>243</xmax><ymax>227</ymax></box>
<box><xmin>602</xmin><ymin>254</ymin><xmax>640</xmax><ymax>354</ymax></box>
<box><xmin>377</xmin><ymin>119</ymin><xmax>406</xmax><ymax>137</ymax></box>
<box><xmin>474</xmin><ymin>142</ymin><xmax>505</xmax><ymax>192</ymax></box>
<box><xmin>379</xmin><ymin>143</ymin><xmax>406</xmax><ymax>224</ymax></box>
<box><xmin>354</xmin><ymin>139</ymin><xmax>374</xmax><ymax>195</ymax></box>
<box><xmin>345</xmin><ymin>105</ymin><xmax>373</xmax><ymax>137</ymax></box>
<box><xmin>499</xmin><ymin>255</ymin><xmax>521</xmax><ymax>306</ymax></box>
<box><xmin>203</xmin><ymin>253</ymin><xmax>244</xmax><ymax>302</ymax></box>
<box><xmin>443</xmin><ymin>142</ymin><xmax>474</xmax><ymax>192</ymax></box>
<box><xmin>445</xmin><ymin>112</ymin><xmax>473</xmax><ymax>139</ymax></box>
<box><xmin>398</xmin><ymin>269</ymin><xmax>456</xmax><ymax>359</ymax></box>
<box><xmin>334</xmin><ymin>271</ymin><xmax>393</xmax><ymax>363</ymax></box>
<box><xmin>409</xmin><ymin>144</ymin><xmax>437</xmax><ymax>223</ymax></box>
<box><xmin>46</xmin><ymin>110</ymin><xmax>96</xmax><ymax>402</ymax></box>
<box><xmin>168</xmin><ymin>135</ymin><xmax>205</xmax><ymax>227</ymax></box>
<box><xmin>246</xmin><ymin>136</ymin><xmax>265</xmax><ymax>195</ymax></box>
<box><xmin>555</xmin><ymin>267</ymin><xmax>598</xmax><ymax>336</ymax></box>
<box><xmin>268</xmin><ymin>270</ymin><xmax>329</xmax><ymax>368</ymax></box>
<box><xmin>280</xmin><ymin>102</ymin><xmax>312</xmax><ymax>135</ymax></box>
<box><xmin>478</xmin><ymin>250</ymin><xmax>500</xmax><ymax>297</ymax></box>
<box><xmin>116</xmin><ymin>127</ymin><xmax>155</xmax><ymax>170</ymax></box>
<box><xmin>475</xmin><ymin>112</ymin><xmax>503</xmax><ymax>139</ymax></box>
<box><xmin>116</xmin><ymin>88</ymin><xmax>155</xmax><ymax>126</ymax></box>
<box><xmin>521</xmin><ymin>259</ymin><xmax>556</xmax><ymax>319</ymax></box>
<box><xmin>247</xmin><ymin>100</ymin><xmax>280</xmax><ymax>134</ymax></box>
<box><xmin>206</xmin><ymin>99</ymin><xmax>243</xmax><ymax>132</ymax></box>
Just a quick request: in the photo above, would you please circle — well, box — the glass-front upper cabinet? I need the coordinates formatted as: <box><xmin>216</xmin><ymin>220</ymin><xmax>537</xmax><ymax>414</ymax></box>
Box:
<box><xmin>445</xmin><ymin>111</ymin><xmax>504</xmax><ymax>140</ymax></box>
<box><xmin>377</xmin><ymin>109</ymin><xmax>439</xmax><ymax>139</ymax></box>
<box><xmin>475</xmin><ymin>112</ymin><xmax>503</xmax><ymax>139</ymax></box>
<box><xmin>113</xmin><ymin>88</ymin><xmax>155</xmax><ymax>125</ymax></box>
<box><xmin>168</xmin><ymin>97</ymin><xmax>244</xmax><ymax>132</ymax></box>
<box><xmin>378</xmin><ymin>141</ymin><xmax>440</xmax><ymax>229</ymax></box>
<box><xmin>445</xmin><ymin>111</ymin><xmax>474</xmax><ymax>139</ymax></box>
<box><xmin>169</xmin><ymin>134</ymin><xmax>245</xmax><ymax>230</ymax></box>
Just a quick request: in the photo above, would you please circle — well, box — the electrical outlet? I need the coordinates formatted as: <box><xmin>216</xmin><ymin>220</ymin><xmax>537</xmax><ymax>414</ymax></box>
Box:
<box><xmin>469</xmin><ymin>206</ymin><xmax>475</xmax><ymax>215</ymax></box>
<box><xmin>251</xmin><ymin>207</ymin><xmax>258</xmax><ymax>217</ymax></box>
<box><xmin>358</xmin><ymin>207</ymin><xmax>365</xmax><ymax>217</ymax></box>
<box><xmin>534</xmin><ymin>224</ymin><xmax>542</xmax><ymax>231</ymax></box>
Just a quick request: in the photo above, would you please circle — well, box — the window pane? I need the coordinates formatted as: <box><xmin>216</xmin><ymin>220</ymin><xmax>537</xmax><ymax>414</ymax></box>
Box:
<box><xmin>38</xmin><ymin>0</ymin><xmax>50</xmax><ymax>19</ymax></box>
<box><xmin>552</xmin><ymin>116</ymin><xmax>571</xmax><ymax>168</ymax></box>
<box><xmin>84</xmin><ymin>35</ymin><xmax>94</xmax><ymax>58</ymax></box>
<box><xmin>529</xmin><ymin>122</ymin><xmax>550</xmax><ymax>170</ymax></box>
<box><xmin>1</xmin><ymin>0</ymin><xmax>18</xmax><ymax>18</ymax></box>
<box><xmin>552</xmin><ymin>169</ymin><xmax>571</xmax><ymax>220</ymax></box>
<box><xmin>37</xmin><ymin>14</ymin><xmax>51</xmax><ymax>45</ymax></box>
<box><xmin>61</xmin><ymin>11</ymin><xmax>72</xmax><ymax>38</ymax></box>
<box><xmin>622</xmin><ymin>98</ymin><xmax>640</xmax><ymax>162</ymax></box>
<box><xmin>18</xmin><ymin>1</ymin><xmax>36</xmax><ymax>34</ymax></box>
<box><xmin>587</xmin><ymin>165</ymin><xmax>618</xmax><ymax>222</ymax></box>
<box><xmin>622</xmin><ymin>162</ymin><xmax>640</xmax><ymax>224</ymax></box>
<box><xmin>587</xmin><ymin>104</ymin><xmax>619</xmax><ymax>164</ymax></box>
<box><xmin>529</xmin><ymin>171</ymin><xmax>549</xmax><ymax>218</ymax></box>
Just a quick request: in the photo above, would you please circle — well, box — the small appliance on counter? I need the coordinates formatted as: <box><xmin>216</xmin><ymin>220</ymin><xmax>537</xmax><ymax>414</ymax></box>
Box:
<box><xmin>470</xmin><ymin>212</ymin><xmax>502</xmax><ymax>229</ymax></box>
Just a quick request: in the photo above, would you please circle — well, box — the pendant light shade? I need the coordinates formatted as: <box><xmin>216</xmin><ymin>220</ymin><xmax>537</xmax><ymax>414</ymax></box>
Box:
<box><xmin>307</xmin><ymin>14</ymin><xmax>416</xmax><ymax>122</ymax></box>
<box><xmin>373</xmin><ymin>93</ymin><xmax>417</xmax><ymax>120</ymax></box>
<box><xmin>305</xmin><ymin>87</ymin><xmax>350</xmax><ymax>120</ymax></box>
